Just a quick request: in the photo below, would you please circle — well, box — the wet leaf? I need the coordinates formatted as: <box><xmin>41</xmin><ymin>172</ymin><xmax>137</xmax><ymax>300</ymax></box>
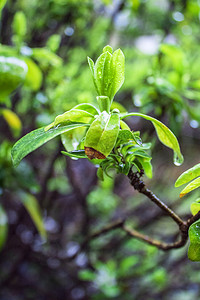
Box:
<box><xmin>45</xmin><ymin>103</ymin><xmax>97</xmax><ymax>131</ymax></box>
<box><xmin>188</xmin><ymin>220</ymin><xmax>200</xmax><ymax>261</ymax></box>
<box><xmin>190</xmin><ymin>199</ymin><xmax>200</xmax><ymax>216</ymax></box>
<box><xmin>108</xmin><ymin>48</ymin><xmax>125</xmax><ymax>101</ymax></box>
<box><xmin>121</xmin><ymin>112</ymin><xmax>183</xmax><ymax>166</ymax></box>
<box><xmin>84</xmin><ymin>111</ymin><xmax>120</xmax><ymax>158</ymax></box>
<box><xmin>179</xmin><ymin>177</ymin><xmax>200</xmax><ymax>198</ymax></box>
<box><xmin>175</xmin><ymin>163</ymin><xmax>200</xmax><ymax>187</ymax></box>
<box><xmin>12</xmin><ymin>122</ymin><xmax>89</xmax><ymax>167</ymax></box>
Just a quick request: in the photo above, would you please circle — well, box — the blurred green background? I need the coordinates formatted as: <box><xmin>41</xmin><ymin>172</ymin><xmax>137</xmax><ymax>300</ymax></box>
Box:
<box><xmin>1</xmin><ymin>0</ymin><xmax>200</xmax><ymax>299</ymax></box>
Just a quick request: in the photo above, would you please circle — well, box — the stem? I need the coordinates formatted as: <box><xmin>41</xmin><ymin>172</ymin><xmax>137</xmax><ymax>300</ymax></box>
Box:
<box><xmin>72</xmin><ymin>170</ymin><xmax>200</xmax><ymax>253</ymax></box>
<box><xmin>123</xmin><ymin>224</ymin><xmax>188</xmax><ymax>250</ymax></box>
<box><xmin>128</xmin><ymin>170</ymin><xmax>184</xmax><ymax>227</ymax></box>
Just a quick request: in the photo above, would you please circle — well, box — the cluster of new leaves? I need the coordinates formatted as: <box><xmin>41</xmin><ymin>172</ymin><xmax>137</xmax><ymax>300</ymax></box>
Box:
<box><xmin>12</xmin><ymin>45</ymin><xmax>183</xmax><ymax>179</ymax></box>
<box><xmin>99</xmin><ymin>131</ymin><xmax>152</xmax><ymax>179</ymax></box>
<box><xmin>14</xmin><ymin>45</ymin><xmax>200</xmax><ymax>258</ymax></box>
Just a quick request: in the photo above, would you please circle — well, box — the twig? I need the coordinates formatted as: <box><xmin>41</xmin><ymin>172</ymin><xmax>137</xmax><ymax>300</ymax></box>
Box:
<box><xmin>128</xmin><ymin>170</ymin><xmax>185</xmax><ymax>228</ymax></box>
<box><xmin>66</xmin><ymin>170</ymin><xmax>200</xmax><ymax>254</ymax></box>
<box><xmin>123</xmin><ymin>224</ymin><xmax>188</xmax><ymax>250</ymax></box>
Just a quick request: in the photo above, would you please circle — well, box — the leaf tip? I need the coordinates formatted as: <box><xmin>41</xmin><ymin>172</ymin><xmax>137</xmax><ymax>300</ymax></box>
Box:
<box><xmin>180</xmin><ymin>192</ymin><xmax>186</xmax><ymax>198</ymax></box>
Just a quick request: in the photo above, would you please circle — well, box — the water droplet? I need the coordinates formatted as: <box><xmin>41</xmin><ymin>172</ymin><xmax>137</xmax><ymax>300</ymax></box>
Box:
<box><xmin>174</xmin><ymin>153</ymin><xmax>184</xmax><ymax>166</ymax></box>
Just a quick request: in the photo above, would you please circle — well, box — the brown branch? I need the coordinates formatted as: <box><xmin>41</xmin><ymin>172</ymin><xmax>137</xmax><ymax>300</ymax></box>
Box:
<box><xmin>123</xmin><ymin>223</ymin><xmax>188</xmax><ymax>250</ymax></box>
<box><xmin>128</xmin><ymin>170</ymin><xmax>184</xmax><ymax>227</ymax></box>
<box><xmin>66</xmin><ymin>170</ymin><xmax>200</xmax><ymax>255</ymax></box>
<box><xmin>186</xmin><ymin>210</ymin><xmax>200</xmax><ymax>226</ymax></box>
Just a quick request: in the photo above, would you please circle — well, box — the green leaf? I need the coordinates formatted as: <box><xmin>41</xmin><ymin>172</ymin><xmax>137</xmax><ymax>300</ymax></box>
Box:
<box><xmin>188</xmin><ymin>220</ymin><xmax>200</xmax><ymax>261</ymax></box>
<box><xmin>84</xmin><ymin>111</ymin><xmax>120</xmax><ymax>158</ymax></box>
<box><xmin>116</xmin><ymin>129</ymin><xmax>135</xmax><ymax>147</ymax></box>
<box><xmin>46</xmin><ymin>34</ymin><xmax>61</xmax><ymax>53</ymax></box>
<box><xmin>137</xmin><ymin>157</ymin><xmax>153</xmax><ymax>178</ymax></box>
<box><xmin>108</xmin><ymin>48</ymin><xmax>125</xmax><ymax>101</ymax></box>
<box><xmin>190</xmin><ymin>199</ymin><xmax>200</xmax><ymax>216</ymax></box>
<box><xmin>90</xmin><ymin>46</ymin><xmax>125</xmax><ymax>101</ymax></box>
<box><xmin>0</xmin><ymin>56</ymin><xmax>28</xmax><ymax>98</ymax></box>
<box><xmin>94</xmin><ymin>51</ymin><xmax>112</xmax><ymax>96</ymax></box>
<box><xmin>179</xmin><ymin>177</ymin><xmax>200</xmax><ymax>198</ymax></box>
<box><xmin>23</xmin><ymin>57</ymin><xmax>43</xmax><ymax>91</ymax></box>
<box><xmin>0</xmin><ymin>0</ymin><xmax>7</xmax><ymax>12</ymax></box>
<box><xmin>73</xmin><ymin>103</ymin><xmax>99</xmax><ymax>115</ymax></box>
<box><xmin>0</xmin><ymin>204</ymin><xmax>8</xmax><ymax>251</ymax></box>
<box><xmin>12</xmin><ymin>11</ymin><xmax>27</xmax><ymax>38</ymax></box>
<box><xmin>32</xmin><ymin>48</ymin><xmax>62</xmax><ymax>68</ymax></box>
<box><xmin>97</xmin><ymin>166</ymin><xmax>104</xmax><ymax>181</ymax></box>
<box><xmin>45</xmin><ymin>104</ymin><xmax>97</xmax><ymax>131</ymax></box>
<box><xmin>87</xmin><ymin>56</ymin><xmax>95</xmax><ymax>76</ymax></box>
<box><xmin>121</xmin><ymin>112</ymin><xmax>183</xmax><ymax>166</ymax></box>
<box><xmin>111</xmin><ymin>102</ymin><xmax>127</xmax><ymax>113</ymax></box>
<box><xmin>175</xmin><ymin>163</ymin><xmax>200</xmax><ymax>187</ymax></box>
<box><xmin>1</xmin><ymin>108</ymin><xmax>22</xmax><ymax>137</ymax></box>
<box><xmin>61</xmin><ymin>127</ymin><xmax>87</xmax><ymax>151</ymax></box>
<box><xmin>19</xmin><ymin>193</ymin><xmax>46</xmax><ymax>240</ymax></box>
<box><xmin>12</xmin><ymin>122</ymin><xmax>89</xmax><ymax>167</ymax></box>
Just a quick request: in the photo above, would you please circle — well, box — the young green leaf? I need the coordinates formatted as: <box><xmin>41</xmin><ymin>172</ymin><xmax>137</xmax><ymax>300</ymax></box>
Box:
<box><xmin>19</xmin><ymin>192</ymin><xmax>46</xmax><ymax>240</ymax></box>
<box><xmin>87</xmin><ymin>56</ymin><xmax>95</xmax><ymax>76</ymax></box>
<box><xmin>175</xmin><ymin>163</ymin><xmax>200</xmax><ymax>187</ymax></box>
<box><xmin>188</xmin><ymin>220</ymin><xmax>200</xmax><ymax>261</ymax></box>
<box><xmin>61</xmin><ymin>127</ymin><xmax>87</xmax><ymax>151</ymax></box>
<box><xmin>0</xmin><ymin>56</ymin><xmax>28</xmax><ymax>97</ymax></box>
<box><xmin>89</xmin><ymin>46</ymin><xmax>125</xmax><ymax>102</ymax></box>
<box><xmin>12</xmin><ymin>11</ymin><xmax>27</xmax><ymax>38</ymax></box>
<box><xmin>120</xmin><ymin>112</ymin><xmax>183</xmax><ymax>166</ymax></box>
<box><xmin>179</xmin><ymin>177</ymin><xmax>200</xmax><ymax>198</ymax></box>
<box><xmin>108</xmin><ymin>48</ymin><xmax>125</xmax><ymax>101</ymax></box>
<box><xmin>0</xmin><ymin>204</ymin><xmax>8</xmax><ymax>251</ymax></box>
<box><xmin>190</xmin><ymin>199</ymin><xmax>200</xmax><ymax>216</ymax></box>
<box><xmin>12</xmin><ymin>122</ymin><xmax>89</xmax><ymax>167</ymax></box>
<box><xmin>45</xmin><ymin>103</ymin><xmax>98</xmax><ymax>131</ymax></box>
<box><xmin>94</xmin><ymin>51</ymin><xmax>112</xmax><ymax>96</ymax></box>
<box><xmin>84</xmin><ymin>111</ymin><xmax>120</xmax><ymax>159</ymax></box>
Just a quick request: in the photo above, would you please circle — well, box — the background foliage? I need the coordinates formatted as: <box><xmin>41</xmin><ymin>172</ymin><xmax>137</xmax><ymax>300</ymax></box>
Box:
<box><xmin>1</xmin><ymin>0</ymin><xmax>200</xmax><ymax>299</ymax></box>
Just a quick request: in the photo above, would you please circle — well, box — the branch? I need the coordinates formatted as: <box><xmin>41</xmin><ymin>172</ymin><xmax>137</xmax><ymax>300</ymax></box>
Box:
<box><xmin>123</xmin><ymin>224</ymin><xmax>188</xmax><ymax>250</ymax></box>
<box><xmin>128</xmin><ymin>169</ymin><xmax>184</xmax><ymax>227</ymax></box>
<box><xmin>67</xmin><ymin>170</ymin><xmax>200</xmax><ymax>255</ymax></box>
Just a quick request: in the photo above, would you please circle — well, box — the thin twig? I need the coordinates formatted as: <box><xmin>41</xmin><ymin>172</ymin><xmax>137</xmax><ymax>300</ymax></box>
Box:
<box><xmin>186</xmin><ymin>210</ymin><xmax>200</xmax><ymax>226</ymax></box>
<box><xmin>128</xmin><ymin>170</ymin><xmax>185</xmax><ymax>227</ymax></box>
<box><xmin>68</xmin><ymin>170</ymin><xmax>200</xmax><ymax>254</ymax></box>
<box><xmin>123</xmin><ymin>224</ymin><xmax>188</xmax><ymax>250</ymax></box>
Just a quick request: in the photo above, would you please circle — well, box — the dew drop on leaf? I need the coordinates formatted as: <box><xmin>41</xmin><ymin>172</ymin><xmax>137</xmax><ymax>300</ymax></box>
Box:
<box><xmin>174</xmin><ymin>152</ymin><xmax>184</xmax><ymax>166</ymax></box>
